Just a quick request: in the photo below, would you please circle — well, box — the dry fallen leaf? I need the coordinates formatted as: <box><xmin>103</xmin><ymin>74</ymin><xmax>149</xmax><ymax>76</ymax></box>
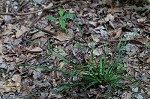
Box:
<box><xmin>105</xmin><ymin>14</ymin><xmax>114</xmax><ymax>22</ymax></box>
<box><xmin>137</xmin><ymin>17</ymin><xmax>146</xmax><ymax>23</ymax></box>
<box><xmin>5</xmin><ymin>81</ymin><xmax>14</xmax><ymax>92</ymax></box>
<box><xmin>12</xmin><ymin>74</ymin><xmax>21</xmax><ymax>83</ymax></box>
<box><xmin>27</xmin><ymin>47</ymin><xmax>43</xmax><ymax>53</ymax></box>
<box><xmin>12</xmin><ymin>74</ymin><xmax>21</xmax><ymax>92</ymax></box>
<box><xmin>15</xmin><ymin>26</ymin><xmax>29</xmax><ymax>38</ymax></box>
<box><xmin>89</xmin><ymin>21</ymin><xmax>97</xmax><ymax>27</ymax></box>
<box><xmin>31</xmin><ymin>31</ymin><xmax>45</xmax><ymax>40</ymax></box>
<box><xmin>108</xmin><ymin>28</ymin><xmax>122</xmax><ymax>39</ymax></box>
<box><xmin>0</xmin><ymin>81</ymin><xmax>5</xmax><ymax>94</ymax></box>
<box><xmin>0</xmin><ymin>40</ymin><xmax>2</xmax><ymax>63</ymax></box>
<box><xmin>59</xmin><ymin>62</ymin><xmax>65</xmax><ymax>69</ymax></box>
<box><xmin>146</xmin><ymin>57</ymin><xmax>150</xmax><ymax>63</ymax></box>
<box><xmin>54</xmin><ymin>33</ymin><xmax>72</xmax><ymax>41</ymax></box>
<box><xmin>121</xmin><ymin>91</ymin><xmax>132</xmax><ymax>99</ymax></box>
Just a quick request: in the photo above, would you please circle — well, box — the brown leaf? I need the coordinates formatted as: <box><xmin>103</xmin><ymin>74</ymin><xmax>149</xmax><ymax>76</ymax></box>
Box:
<box><xmin>128</xmin><ymin>40</ymin><xmax>144</xmax><ymax>45</ymax></box>
<box><xmin>0</xmin><ymin>40</ymin><xmax>2</xmax><ymax>63</ymax></box>
<box><xmin>31</xmin><ymin>31</ymin><xmax>45</xmax><ymax>40</ymax></box>
<box><xmin>54</xmin><ymin>31</ymin><xmax>73</xmax><ymax>41</ymax></box>
<box><xmin>27</xmin><ymin>47</ymin><xmax>43</xmax><ymax>53</ymax></box>
<box><xmin>108</xmin><ymin>28</ymin><xmax>121</xmax><ymax>39</ymax></box>
<box><xmin>15</xmin><ymin>26</ymin><xmax>29</xmax><ymax>38</ymax></box>
<box><xmin>146</xmin><ymin>57</ymin><xmax>150</xmax><ymax>63</ymax></box>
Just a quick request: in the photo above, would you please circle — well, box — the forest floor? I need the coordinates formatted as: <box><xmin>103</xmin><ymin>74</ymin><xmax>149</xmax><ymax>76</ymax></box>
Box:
<box><xmin>0</xmin><ymin>0</ymin><xmax>150</xmax><ymax>99</ymax></box>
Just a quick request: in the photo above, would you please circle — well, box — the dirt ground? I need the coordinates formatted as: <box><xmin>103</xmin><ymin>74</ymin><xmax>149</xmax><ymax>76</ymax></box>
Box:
<box><xmin>0</xmin><ymin>0</ymin><xmax>150</xmax><ymax>98</ymax></box>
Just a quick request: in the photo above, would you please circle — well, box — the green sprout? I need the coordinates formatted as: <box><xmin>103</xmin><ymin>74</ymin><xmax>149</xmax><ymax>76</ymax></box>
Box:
<box><xmin>47</xmin><ymin>9</ymin><xmax>74</xmax><ymax>33</ymax></box>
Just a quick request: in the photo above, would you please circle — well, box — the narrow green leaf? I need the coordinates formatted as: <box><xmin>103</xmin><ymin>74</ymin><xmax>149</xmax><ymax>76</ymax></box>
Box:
<box><xmin>59</xmin><ymin>20</ymin><xmax>66</xmax><ymax>29</ymax></box>
<box><xmin>99</xmin><ymin>55</ymin><xmax>103</xmax><ymax>74</ymax></box>
<box><xmin>75</xmin><ymin>41</ymin><xmax>84</xmax><ymax>53</ymax></box>
<box><xmin>23</xmin><ymin>38</ymin><xmax>36</xmax><ymax>44</ymax></box>
<box><xmin>58</xmin><ymin>9</ymin><xmax>64</xmax><ymax>17</ymax></box>
<box><xmin>62</xmin><ymin>13</ymin><xmax>74</xmax><ymax>19</ymax></box>
<box><xmin>52</xmin><ymin>52</ymin><xmax>70</xmax><ymax>63</ymax></box>
<box><xmin>91</xmin><ymin>42</ymin><xmax>95</xmax><ymax>65</ymax></box>
<box><xmin>28</xmin><ymin>29</ymin><xmax>39</xmax><ymax>34</ymax></box>
<box><xmin>48</xmin><ymin>40</ymin><xmax>53</xmax><ymax>52</ymax></box>
<box><xmin>47</xmin><ymin>16</ymin><xmax>56</xmax><ymax>20</ymax></box>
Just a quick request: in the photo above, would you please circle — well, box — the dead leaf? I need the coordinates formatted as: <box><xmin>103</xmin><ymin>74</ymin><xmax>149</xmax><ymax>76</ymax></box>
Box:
<box><xmin>0</xmin><ymin>40</ymin><xmax>2</xmax><ymax>63</ymax></box>
<box><xmin>128</xmin><ymin>40</ymin><xmax>144</xmax><ymax>45</ymax></box>
<box><xmin>5</xmin><ymin>81</ymin><xmax>14</xmax><ymax>92</ymax></box>
<box><xmin>12</xmin><ymin>74</ymin><xmax>21</xmax><ymax>83</ymax></box>
<box><xmin>31</xmin><ymin>31</ymin><xmax>45</xmax><ymax>40</ymax></box>
<box><xmin>0</xmin><ymin>81</ymin><xmax>5</xmax><ymax>94</ymax></box>
<box><xmin>12</xmin><ymin>74</ymin><xmax>21</xmax><ymax>92</ymax></box>
<box><xmin>6</xmin><ymin>24</ymin><xmax>15</xmax><ymax>30</ymax></box>
<box><xmin>15</xmin><ymin>26</ymin><xmax>29</xmax><ymax>38</ymax></box>
<box><xmin>121</xmin><ymin>91</ymin><xmax>132</xmax><ymax>99</ymax></box>
<box><xmin>27</xmin><ymin>47</ymin><xmax>43</xmax><ymax>53</ymax></box>
<box><xmin>54</xmin><ymin>32</ymin><xmax>72</xmax><ymax>41</ymax></box>
<box><xmin>59</xmin><ymin>62</ymin><xmax>65</xmax><ymax>69</ymax></box>
<box><xmin>89</xmin><ymin>21</ymin><xmax>97</xmax><ymax>27</ymax></box>
<box><xmin>108</xmin><ymin>28</ymin><xmax>122</xmax><ymax>39</ymax></box>
<box><xmin>105</xmin><ymin>14</ymin><xmax>114</xmax><ymax>22</ymax></box>
<box><xmin>146</xmin><ymin>57</ymin><xmax>150</xmax><ymax>63</ymax></box>
<box><xmin>137</xmin><ymin>17</ymin><xmax>146</xmax><ymax>23</ymax></box>
<box><xmin>33</xmin><ymin>70</ymin><xmax>41</xmax><ymax>79</ymax></box>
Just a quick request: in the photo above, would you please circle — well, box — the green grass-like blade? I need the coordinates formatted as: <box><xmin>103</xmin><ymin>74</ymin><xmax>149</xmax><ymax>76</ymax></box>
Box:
<box><xmin>52</xmin><ymin>53</ymin><xmax>70</xmax><ymax>63</ymax></box>
<box><xmin>74</xmin><ymin>41</ymin><xmax>84</xmax><ymax>53</ymax></box>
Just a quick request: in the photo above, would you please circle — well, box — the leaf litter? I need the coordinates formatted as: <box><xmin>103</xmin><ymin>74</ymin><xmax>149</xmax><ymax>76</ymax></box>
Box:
<box><xmin>0</xmin><ymin>0</ymin><xmax>150</xmax><ymax>98</ymax></box>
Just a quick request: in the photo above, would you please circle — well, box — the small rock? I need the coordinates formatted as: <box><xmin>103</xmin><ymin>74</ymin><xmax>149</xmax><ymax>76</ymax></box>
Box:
<box><xmin>132</xmin><ymin>87</ymin><xmax>138</xmax><ymax>92</ymax></box>
<box><xmin>6</xmin><ymin>1</ymin><xmax>11</xmax><ymax>5</ymax></box>
<box><xmin>0</xmin><ymin>63</ymin><xmax>7</xmax><ymax>69</ymax></box>
<box><xmin>121</xmin><ymin>91</ymin><xmax>132</xmax><ymax>99</ymax></box>
<box><xmin>13</xmin><ymin>6</ymin><xmax>18</xmax><ymax>11</ymax></box>
<box><xmin>135</xmin><ymin>94</ymin><xmax>143</xmax><ymax>99</ymax></box>
<box><xmin>93</xmin><ymin>48</ymin><xmax>102</xmax><ymax>56</ymax></box>
<box><xmin>4</xmin><ymin>15</ymin><xmax>12</xmax><ymax>23</ymax></box>
<box><xmin>33</xmin><ymin>71</ymin><xmax>41</xmax><ymax>79</ymax></box>
<box><xmin>33</xmin><ymin>0</ymin><xmax>43</xmax><ymax>4</ymax></box>
<box><xmin>89</xmin><ymin>21</ymin><xmax>97</xmax><ymax>27</ymax></box>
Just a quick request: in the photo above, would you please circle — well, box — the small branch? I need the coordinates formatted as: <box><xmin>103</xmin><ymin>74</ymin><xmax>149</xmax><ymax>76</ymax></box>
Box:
<box><xmin>0</xmin><ymin>10</ymin><xmax>41</xmax><ymax>16</ymax></box>
<box><xmin>34</xmin><ymin>26</ymin><xmax>56</xmax><ymax>36</ymax></box>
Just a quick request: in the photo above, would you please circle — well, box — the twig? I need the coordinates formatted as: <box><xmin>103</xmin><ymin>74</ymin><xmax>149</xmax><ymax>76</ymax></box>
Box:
<box><xmin>34</xmin><ymin>26</ymin><xmax>56</xmax><ymax>36</ymax></box>
<box><xmin>0</xmin><ymin>10</ymin><xmax>41</xmax><ymax>16</ymax></box>
<box><xmin>18</xmin><ymin>0</ymin><xmax>30</xmax><ymax>11</ymax></box>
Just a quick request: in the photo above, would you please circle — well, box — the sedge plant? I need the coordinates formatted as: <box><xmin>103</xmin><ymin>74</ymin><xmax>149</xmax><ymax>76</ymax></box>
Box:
<box><xmin>56</xmin><ymin>39</ymin><xmax>128</xmax><ymax>92</ymax></box>
<box><xmin>18</xmin><ymin>38</ymin><xmax>128</xmax><ymax>93</ymax></box>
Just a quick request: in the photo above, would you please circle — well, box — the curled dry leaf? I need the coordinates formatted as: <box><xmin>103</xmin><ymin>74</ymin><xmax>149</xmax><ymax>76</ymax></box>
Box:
<box><xmin>27</xmin><ymin>47</ymin><xmax>43</xmax><ymax>53</ymax></box>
